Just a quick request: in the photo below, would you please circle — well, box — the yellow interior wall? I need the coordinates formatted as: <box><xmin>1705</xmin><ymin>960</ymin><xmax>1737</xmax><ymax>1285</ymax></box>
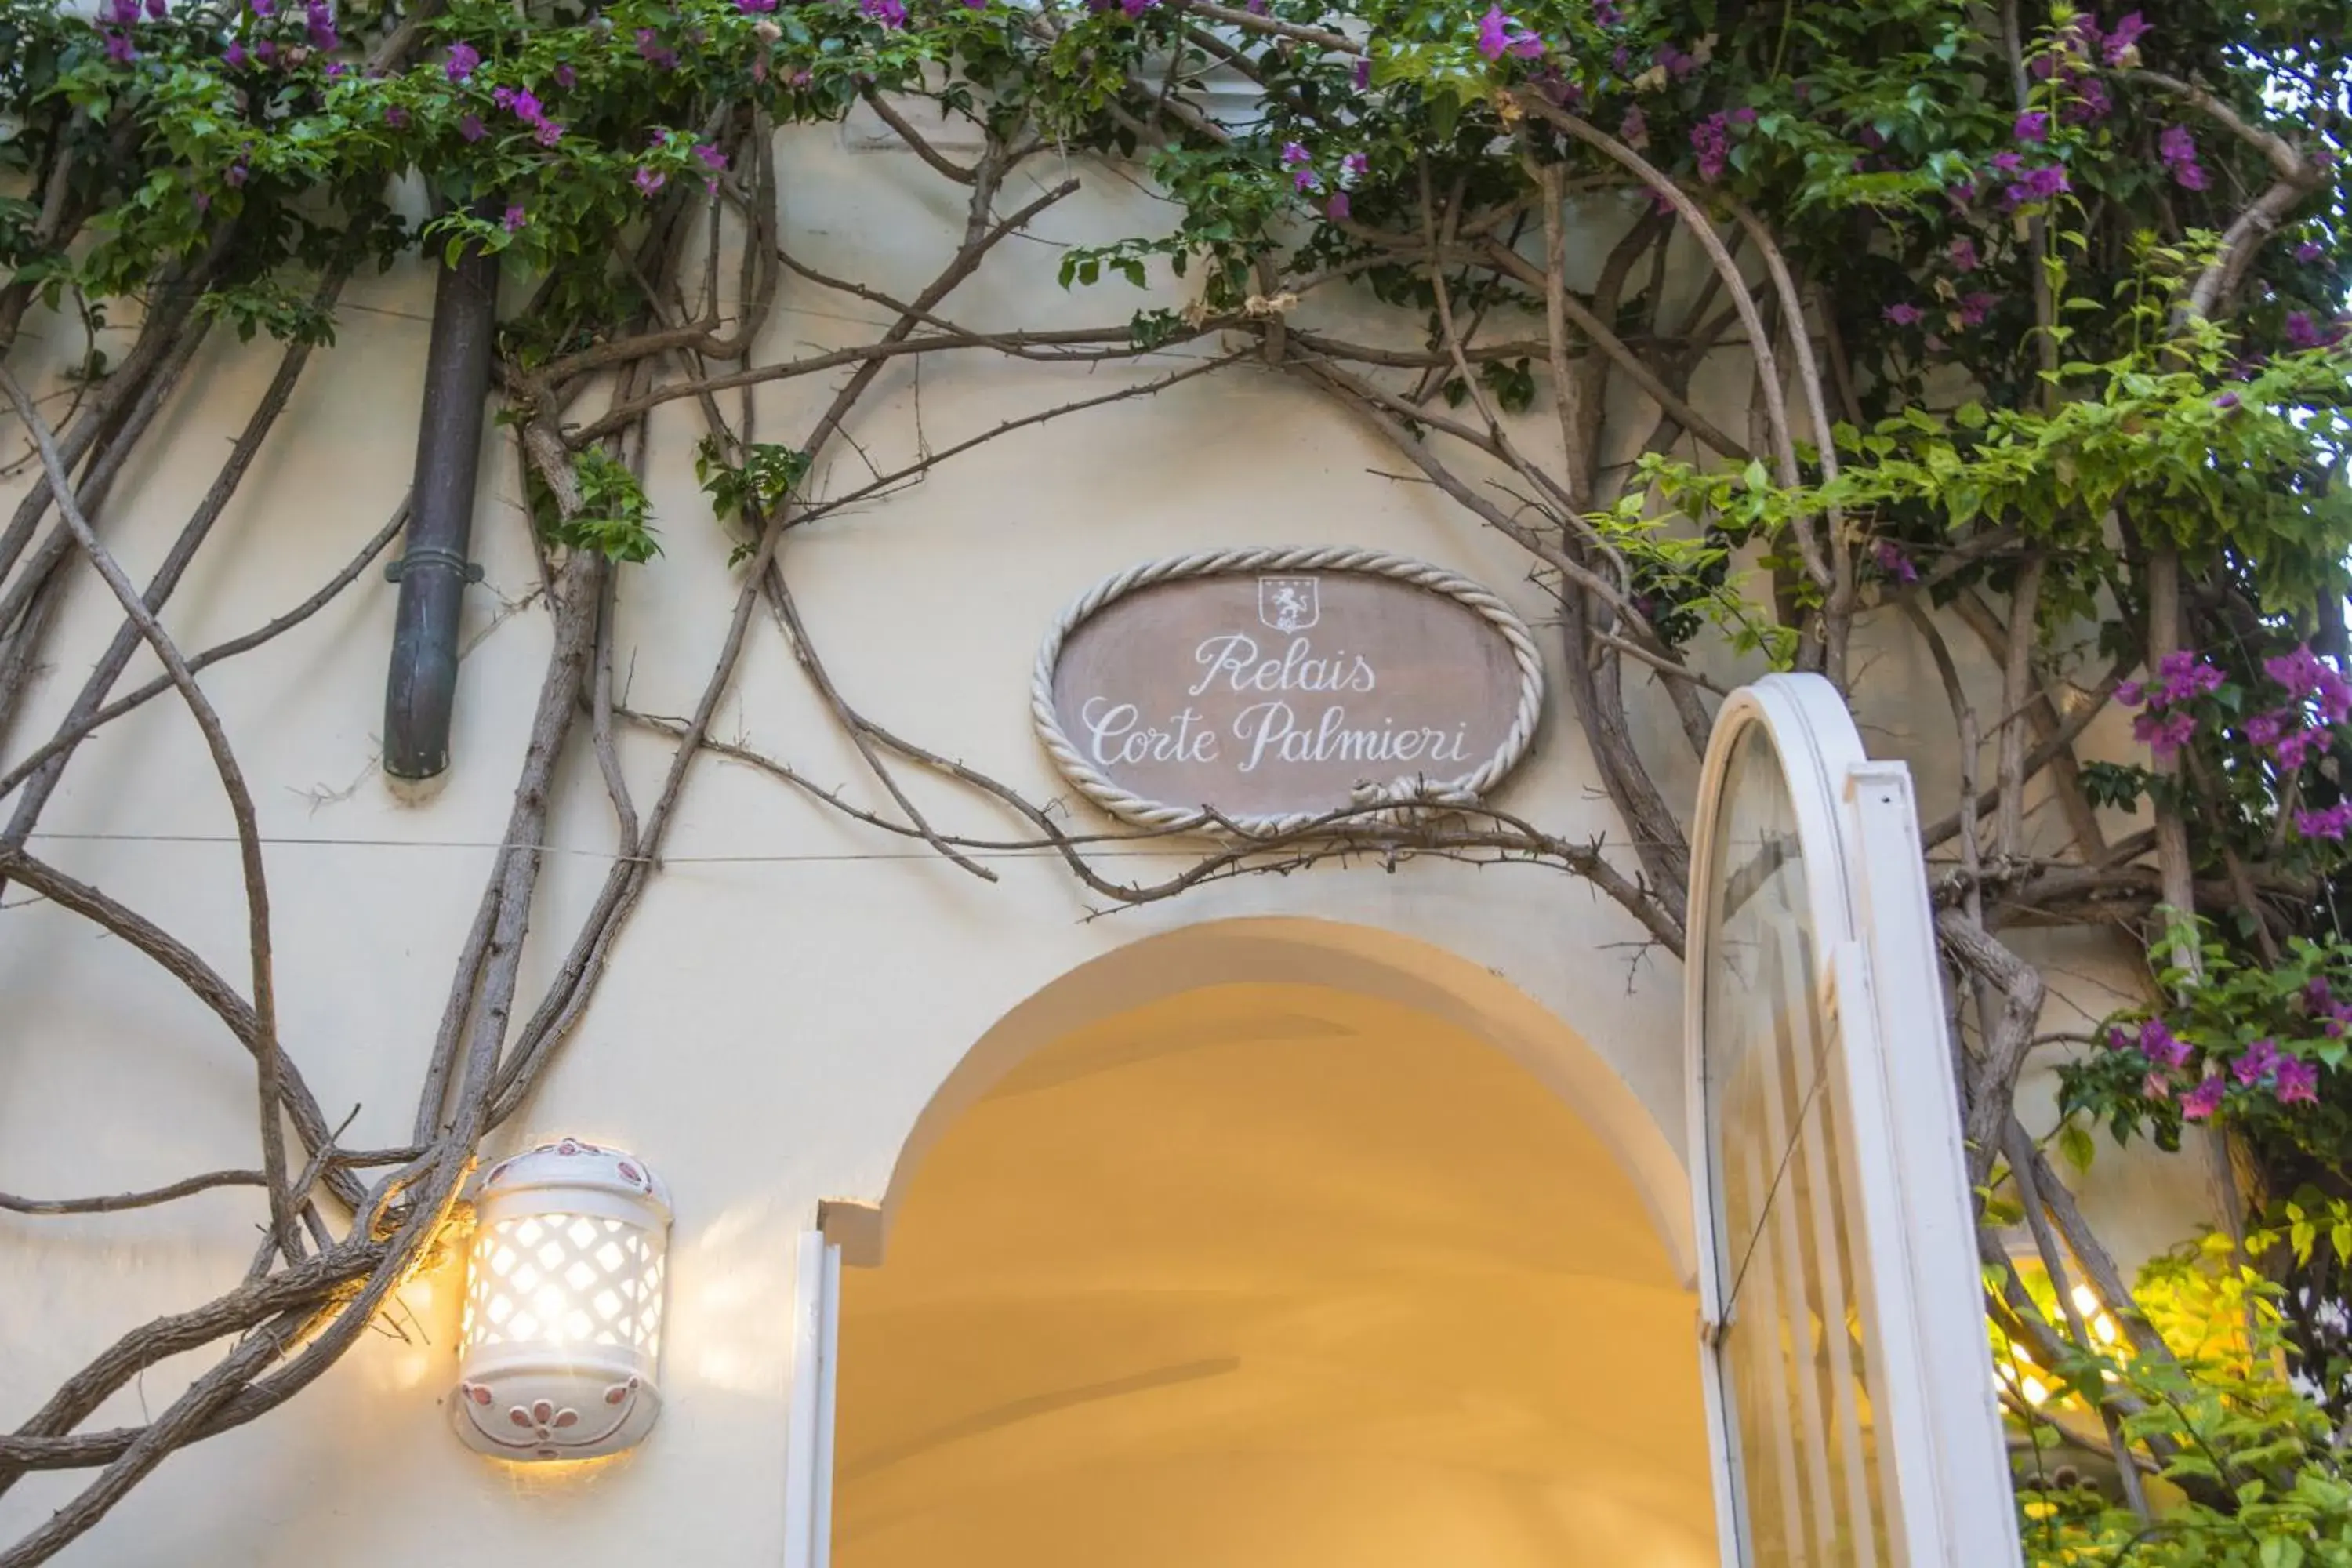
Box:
<box><xmin>835</xmin><ymin>982</ymin><xmax>1718</xmax><ymax>1568</ymax></box>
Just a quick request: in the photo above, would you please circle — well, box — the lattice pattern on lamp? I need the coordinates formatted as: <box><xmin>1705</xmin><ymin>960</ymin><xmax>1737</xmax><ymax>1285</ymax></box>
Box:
<box><xmin>462</xmin><ymin>1212</ymin><xmax>665</xmax><ymax>1358</ymax></box>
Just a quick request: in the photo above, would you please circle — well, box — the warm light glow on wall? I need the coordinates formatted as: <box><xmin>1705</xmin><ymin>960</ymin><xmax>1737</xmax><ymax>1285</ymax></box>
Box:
<box><xmin>452</xmin><ymin>1138</ymin><xmax>671</xmax><ymax>1462</ymax></box>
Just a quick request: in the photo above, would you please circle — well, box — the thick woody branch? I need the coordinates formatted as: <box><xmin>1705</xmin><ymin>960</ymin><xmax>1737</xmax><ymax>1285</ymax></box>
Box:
<box><xmin>0</xmin><ymin>365</ymin><xmax>297</xmax><ymax>1264</ymax></box>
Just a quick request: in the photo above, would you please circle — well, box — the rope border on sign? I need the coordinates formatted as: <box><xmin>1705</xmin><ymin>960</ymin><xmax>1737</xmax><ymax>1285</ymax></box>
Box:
<box><xmin>1031</xmin><ymin>546</ymin><xmax>1548</xmax><ymax>836</ymax></box>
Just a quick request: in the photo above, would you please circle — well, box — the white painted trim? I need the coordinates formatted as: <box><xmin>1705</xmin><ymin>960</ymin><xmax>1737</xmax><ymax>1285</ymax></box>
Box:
<box><xmin>782</xmin><ymin>1230</ymin><xmax>840</xmax><ymax>1568</ymax></box>
<box><xmin>1685</xmin><ymin>673</ymin><xmax>2018</xmax><ymax>1568</ymax></box>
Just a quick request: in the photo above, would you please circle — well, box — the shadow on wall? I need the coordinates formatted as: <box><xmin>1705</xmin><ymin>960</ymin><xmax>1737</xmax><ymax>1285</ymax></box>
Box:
<box><xmin>826</xmin><ymin>919</ymin><xmax>1715</xmax><ymax>1568</ymax></box>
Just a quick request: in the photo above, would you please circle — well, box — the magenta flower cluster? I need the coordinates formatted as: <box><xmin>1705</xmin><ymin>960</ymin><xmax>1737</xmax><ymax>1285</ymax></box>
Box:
<box><xmin>2158</xmin><ymin>125</ymin><xmax>2207</xmax><ymax>191</ymax></box>
<box><xmin>1475</xmin><ymin>6</ymin><xmax>1543</xmax><ymax>61</ymax></box>
<box><xmin>1989</xmin><ymin>150</ymin><xmax>2069</xmax><ymax>208</ymax></box>
<box><xmin>1688</xmin><ymin>107</ymin><xmax>1755</xmax><ymax>183</ymax></box>
<box><xmin>1871</xmin><ymin>540</ymin><xmax>1919</xmax><ymax>585</ymax></box>
<box><xmin>490</xmin><ymin>85</ymin><xmax>564</xmax><ymax>147</ymax></box>
<box><xmin>2118</xmin><ymin>649</ymin><xmax>2223</xmax><ymax>758</ymax></box>
<box><xmin>2111</xmin><ymin>1015</ymin><xmax>2321</xmax><ymax>1116</ymax></box>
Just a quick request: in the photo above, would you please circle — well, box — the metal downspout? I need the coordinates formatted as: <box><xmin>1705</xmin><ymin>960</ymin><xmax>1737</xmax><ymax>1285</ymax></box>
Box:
<box><xmin>383</xmin><ymin>241</ymin><xmax>499</xmax><ymax>784</ymax></box>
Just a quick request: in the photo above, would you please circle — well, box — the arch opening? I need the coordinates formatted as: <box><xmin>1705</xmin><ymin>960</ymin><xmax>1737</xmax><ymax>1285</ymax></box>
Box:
<box><xmin>828</xmin><ymin>921</ymin><xmax>1717</xmax><ymax>1568</ymax></box>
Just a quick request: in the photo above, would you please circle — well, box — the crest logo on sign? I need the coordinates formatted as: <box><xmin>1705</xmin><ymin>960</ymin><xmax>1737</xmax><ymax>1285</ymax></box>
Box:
<box><xmin>1258</xmin><ymin>576</ymin><xmax>1319</xmax><ymax>633</ymax></box>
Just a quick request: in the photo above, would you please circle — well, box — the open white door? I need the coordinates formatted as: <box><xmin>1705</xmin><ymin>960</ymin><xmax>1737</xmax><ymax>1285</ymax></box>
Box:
<box><xmin>1685</xmin><ymin>673</ymin><xmax>2017</xmax><ymax>1568</ymax></box>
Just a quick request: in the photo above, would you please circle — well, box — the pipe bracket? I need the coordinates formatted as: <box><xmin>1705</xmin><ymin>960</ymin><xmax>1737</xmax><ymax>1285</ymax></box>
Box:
<box><xmin>386</xmin><ymin>546</ymin><xmax>485</xmax><ymax>585</ymax></box>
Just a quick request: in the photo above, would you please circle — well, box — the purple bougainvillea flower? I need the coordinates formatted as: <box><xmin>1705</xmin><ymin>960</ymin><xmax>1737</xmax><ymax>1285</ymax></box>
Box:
<box><xmin>2286</xmin><ymin>310</ymin><xmax>2326</xmax><ymax>350</ymax></box>
<box><xmin>383</xmin><ymin>103</ymin><xmax>408</xmax><ymax>127</ymax></box>
<box><xmin>1341</xmin><ymin>151</ymin><xmax>1369</xmax><ymax>181</ymax></box>
<box><xmin>1871</xmin><ymin>540</ymin><xmax>1919</xmax><ymax>585</ymax></box>
<box><xmin>2103</xmin><ymin>10</ymin><xmax>2150</xmax><ymax>64</ymax></box>
<box><xmin>2234</xmin><ymin>1039</ymin><xmax>2282</xmax><ymax>1086</ymax></box>
<box><xmin>2298</xmin><ymin>241</ymin><xmax>2325</xmax><ymax>263</ymax></box>
<box><xmin>224</xmin><ymin>41</ymin><xmax>246</xmax><ymax>65</ymax></box>
<box><xmin>1474</xmin><ymin>6</ymin><xmax>1541</xmax><ymax>60</ymax></box>
<box><xmin>862</xmin><ymin>0</ymin><xmax>907</xmax><ymax>26</ymax></box>
<box><xmin>1353</xmin><ymin>57</ymin><xmax>1371</xmax><ymax>90</ymax></box>
<box><xmin>1120</xmin><ymin>0</ymin><xmax>1158</xmax><ymax>18</ymax></box>
<box><xmin>2159</xmin><ymin>125</ymin><xmax>2206</xmax><ymax>190</ymax></box>
<box><xmin>2140</xmin><ymin>1018</ymin><xmax>2191</xmax><ymax>1069</ymax></box>
<box><xmin>224</xmin><ymin>157</ymin><xmax>249</xmax><ymax>187</ymax></box>
<box><xmin>2013</xmin><ymin>110</ymin><xmax>2049</xmax><ymax>142</ymax></box>
<box><xmin>445</xmin><ymin>42</ymin><xmax>480</xmax><ymax>82</ymax></box>
<box><xmin>695</xmin><ymin>143</ymin><xmax>728</xmax><ymax>172</ymax></box>
<box><xmin>2180</xmin><ymin>1075</ymin><xmax>2225</xmax><ymax>1120</ymax></box>
<box><xmin>1592</xmin><ymin>0</ymin><xmax>1621</xmax><ymax>23</ymax></box>
<box><xmin>1293</xmin><ymin>168</ymin><xmax>1320</xmax><ymax>192</ymax></box>
<box><xmin>1990</xmin><ymin>151</ymin><xmax>2024</xmax><ymax>176</ymax></box>
<box><xmin>1690</xmin><ymin>113</ymin><xmax>1730</xmax><ymax>183</ymax></box>
<box><xmin>634</xmin><ymin>165</ymin><xmax>666</xmax><ymax>196</ymax></box>
<box><xmin>533</xmin><ymin>118</ymin><xmax>563</xmax><ymax>147</ymax></box>
<box><xmin>1473</xmin><ymin>7</ymin><xmax>1512</xmax><ymax>59</ymax></box>
<box><xmin>2142</xmin><ymin>1070</ymin><xmax>2173</xmax><ymax>1102</ymax></box>
<box><xmin>2278</xmin><ymin>726</ymin><xmax>2331</xmax><ymax>769</ymax></box>
<box><xmin>2269</xmin><ymin>645</ymin><xmax>2325</xmax><ymax>695</ymax></box>
<box><xmin>2245</xmin><ymin>710</ymin><xmax>2285</xmax><ymax>747</ymax></box>
<box><xmin>2297</xmin><ymin>803</ymin><xmax>2352</xmax><ymax>840</ymax></box>
<box><xmin>2065</xmin><ymin>76</ymin><xmax>2112</xmax><ymax>124</ymax></box>
<box><xmin>102</xmin><ymin>28</ymin><xmax>136</xmax><ymax>63</ymax></box>
<box><xmin>459</xmin><ymin>113</ymin><xmax>485</xmax><ymax>142</ymax></box>
<box><xmin>2278</xmin><ymin>1058</ymin><xmax>2321</xmax><ymax>1105</ymax></box>
<box><xmin>1280</xmin><ymin>140</ymin><xmax>1309</xmax><ymax>167</ymax></box>
<box><xmin>2116</xmin><ymin>679</ymin><xmax>2146</xmax><ymax>707</ymax></box>
<box><xmin>1618</xmin><ymin>106</ymin><xmax>1647</xmax><ymax>149</ymax></box>
<box><xmin>553</xmin><ymin>63</ymin><xmax>576</xmax><ymax>87</ymax></box>
<box><xmin>1326</xmin><ymin>191</ymin><xmax>1350</xmax><ymax>221</ymax></box>
<box><xmin>2133</xmin><ymin>707</ymin><xmax>2196</xmax><ymax>757</ymax></box>
<box><xmin>503</xmin><ymin>204</ymin><xmax>526</xmax><ymax>231</ymax></box>
<box><xmin>249</xmin><ymin>0</ymin><xmax>272</xmax><ymax>15</ymax></box>
<box><xmin>305</xmin><ymin>0</ymin><xmax>336</xmax><ymax>51</ymax></box>
<box><xmin>107</xmin><ymin>0</ymin><xmax>136</xmax><ymax>22</ymax></box>
<box><xmin>1957</xmin><ymin>292</ymin><xmax>1996</xmax><ymax>328</ymax></box>
<box><xmin>1949</xmin><ymin>237</ymin><xmax>1980</xmax><ymax>271</ymax></box>
<box><xmin>1883</xmin><ymin>302</ymin><xmax>1926</xmax><ymax>327</ymax></box>
<box><xmin>2213</xmin><ymin>390</ymin><xmax>2241</xmax><ymax>409</ymax></box>
<box><xmin>145</xmin><ymin>0</ymin><xmax>167</xmax><ymax>17</ymax></box>
<box><xmin>635</xmin><ymin>27</ymin><xmax>679</xmax><ymax>66</ymax></box>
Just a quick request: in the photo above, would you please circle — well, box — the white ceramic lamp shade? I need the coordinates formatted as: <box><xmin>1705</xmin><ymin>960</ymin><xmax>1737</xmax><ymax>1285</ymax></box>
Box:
<box><xmin>453</xmin><ymin>1138</ymin><xmax>671</xmax><ymax>1461</ymax></box>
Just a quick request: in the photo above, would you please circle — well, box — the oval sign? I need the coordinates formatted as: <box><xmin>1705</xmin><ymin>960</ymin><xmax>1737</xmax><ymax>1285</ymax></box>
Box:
<box><xmin>1032</xmin><ymin>548</ymin><xmax>1544</xmax><ymax>833</ymax></box>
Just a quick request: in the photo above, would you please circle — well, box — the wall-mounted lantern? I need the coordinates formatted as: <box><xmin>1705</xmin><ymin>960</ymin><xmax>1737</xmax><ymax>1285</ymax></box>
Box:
<box><xmin>452</xmin><ymin>1138</ymin><xmax>671</xmax><ymax>1461</ymax></box>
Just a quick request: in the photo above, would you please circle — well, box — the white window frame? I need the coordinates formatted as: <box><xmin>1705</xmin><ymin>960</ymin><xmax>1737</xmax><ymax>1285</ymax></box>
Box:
<box><xmin>1683</xmin><ymin>672</ymin><xmax>2018</xmax><ymax>1568</ymax></box>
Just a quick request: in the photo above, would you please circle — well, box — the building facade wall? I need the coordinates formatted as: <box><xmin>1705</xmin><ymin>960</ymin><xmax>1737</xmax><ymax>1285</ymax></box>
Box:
<box><xmin>0</xmin><ymin>113</ymin><xmax>2205</xmax><ymax>1563</ymax></box>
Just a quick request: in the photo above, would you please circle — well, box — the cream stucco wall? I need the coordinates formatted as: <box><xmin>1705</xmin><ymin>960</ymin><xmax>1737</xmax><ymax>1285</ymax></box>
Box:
<box><xmin>0</xmin><ymin>108</ymin><xmax>2201</xmax><ymax>1564</ymax></box>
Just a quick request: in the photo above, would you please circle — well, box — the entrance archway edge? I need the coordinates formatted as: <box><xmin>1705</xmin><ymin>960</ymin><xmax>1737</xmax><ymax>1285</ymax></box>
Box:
<box><xmin>824</xmin><ymin>914</ymin><xmax>1696</xmax><ymax>1283</ymax></box>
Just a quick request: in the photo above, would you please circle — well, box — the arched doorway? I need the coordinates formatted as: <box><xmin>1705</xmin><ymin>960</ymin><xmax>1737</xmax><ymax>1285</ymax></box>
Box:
<box><xmin>828</xmin><ymin>923</ymin><xmax>1717</xmax><ymax>1568</ymax></box>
